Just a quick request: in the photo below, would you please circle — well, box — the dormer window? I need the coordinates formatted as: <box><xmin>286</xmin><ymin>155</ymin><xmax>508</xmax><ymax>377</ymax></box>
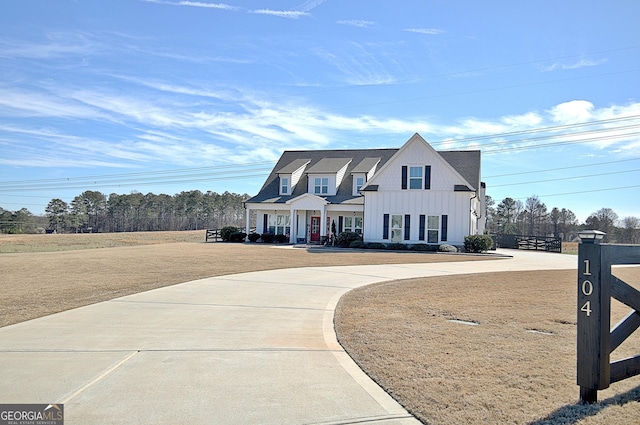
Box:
<box><xmin>314</xmin><ymin>177</ymin><xmax>329</xmax><ymax>194</ymax></box>
<box><xmin>281</xmin><ymin>177</ymin><xmax>289</xmax><ymax>195</ymax></box>
<box><xmin>353</xmin><ymin>175</ymin><xmax>365</xmax><ymax>196</ymax></box>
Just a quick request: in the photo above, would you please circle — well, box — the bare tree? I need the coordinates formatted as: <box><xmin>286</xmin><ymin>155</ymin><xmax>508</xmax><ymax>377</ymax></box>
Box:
<box><xmin>585</xmin><ymin>208</ymin><xmax>619</xmax><ymax>242</ymax></box>
<box><xmin>621</xmin><ymin>216</ymin><xmax>640</xmax><ymax>244</ymax></box>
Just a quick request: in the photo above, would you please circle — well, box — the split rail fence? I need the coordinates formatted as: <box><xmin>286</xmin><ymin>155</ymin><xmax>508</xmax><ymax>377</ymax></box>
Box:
<box><xmin>577</xmin><ymin>231</ymin><xmax>640</xmax><ymax>403</ymax></box>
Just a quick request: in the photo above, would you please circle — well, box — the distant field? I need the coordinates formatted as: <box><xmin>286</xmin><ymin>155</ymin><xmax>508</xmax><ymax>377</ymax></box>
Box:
<box><xmin>0</xmin><ymin>230</ymin><xmax>203</xmax><ymax>253</ymax></box>
<box><xmin>2</xmin><ymin>231</ymin><xmax>638</xmax><ymax>424</ymax></box>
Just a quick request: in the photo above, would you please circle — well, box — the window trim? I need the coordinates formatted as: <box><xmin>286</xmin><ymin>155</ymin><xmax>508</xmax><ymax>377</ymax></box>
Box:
<box><xmin>314</xmin><ymin>177</ymin><xmax>329</xmax><ymax>194</ymax></box>
<box><xmin>409</xmin><ymin>166</ymin><xmax>422</xmax><ymax>190</ymax></box>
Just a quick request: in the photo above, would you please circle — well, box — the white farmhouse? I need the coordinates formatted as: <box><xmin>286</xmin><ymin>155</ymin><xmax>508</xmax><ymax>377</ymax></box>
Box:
<box><xmin>244</xmin><ymin>133</ymin><xmax>486</xmax><ymax>246</ymax></box>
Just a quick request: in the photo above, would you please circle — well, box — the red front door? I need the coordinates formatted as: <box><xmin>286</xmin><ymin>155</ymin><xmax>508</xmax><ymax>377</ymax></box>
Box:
<box><xmin>310</xmin><ymin>216</ymin><xmax>320</xmax><ymax>242</ymax></box>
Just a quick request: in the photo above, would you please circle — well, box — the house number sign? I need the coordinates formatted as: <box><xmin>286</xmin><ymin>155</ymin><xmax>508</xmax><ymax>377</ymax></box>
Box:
<box><xmin>581</xmin><ymin>260</ymin><xmax>593</xmax><ymax>316</ymax></box>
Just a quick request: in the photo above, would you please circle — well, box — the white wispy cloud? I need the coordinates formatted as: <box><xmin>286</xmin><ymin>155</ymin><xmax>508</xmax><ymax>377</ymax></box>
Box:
<box><xmin>295</xmin><ymin>0</ymin><xmax>327</xmax><ymax>12</ymax></box>
<box><xmin>337</xmin><ymin>20</ymin><xmax>376</xmax><ymax>28</ymax></box>
<box><xmin>541</xmin><ymin>58</ymin><xmax>607</xmax><ymax>72</ymax></box>
<box><xmin>251</xmin><ymin>9</ymin><xmax>308</xmax><ymax>19</ymax></box>
<box><xmin>141</xmin><ymin>0</ymin><xmax>238</xmax><ymax>10</ymax></box>
<box><xmin>0</xmin><ymin>32</ymin><xmax>98</xmax><ymax>59</ymax></box>
<box><xmin>3</xmin><ymin>71</ymin><xmax>639</xmax><ymax>168</ymax></box>
<box><xmin>404</xmin><ymin>28</ymin><xmax>444</xmax><ymax>35</ymax></box>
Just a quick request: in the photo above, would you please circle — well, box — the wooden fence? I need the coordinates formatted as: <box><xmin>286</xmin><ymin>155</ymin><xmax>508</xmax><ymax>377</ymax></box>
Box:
<box><xmin>577</xmin><ymin>230</ymin><xmax>640</xmax><ymax>403</ymax></box>
<box><xmin>492</xmin><ymin>234</ymin><xmax>562</xmax><ymax>253</ymax></box>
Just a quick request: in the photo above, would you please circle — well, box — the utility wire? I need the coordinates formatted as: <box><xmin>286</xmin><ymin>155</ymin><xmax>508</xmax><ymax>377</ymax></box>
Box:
<box><xmin>485</xmin><ymin>157</ymin><xmax>640</xmax><ymax>178</ymax></box>
<box><xmin>490</xmin><ymin>168</ymin><xmax>640</xmax><ymax>188</ymax></box>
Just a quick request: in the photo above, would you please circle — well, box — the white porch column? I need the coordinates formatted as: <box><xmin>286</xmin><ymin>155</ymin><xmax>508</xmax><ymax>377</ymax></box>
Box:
<box><xmin>320</xmin><ymin>207</ymin><xmax>327</xmax><ymax>241</ymax></box>
<box><xmin>245</xmin><ymin>206</ymin><xmax>251</xmax><ymax>241</ymax></box>
<box><xmin>289</xmin><ymin>206</ymin><xmax>295</xmax><ymax>244</ymax></box>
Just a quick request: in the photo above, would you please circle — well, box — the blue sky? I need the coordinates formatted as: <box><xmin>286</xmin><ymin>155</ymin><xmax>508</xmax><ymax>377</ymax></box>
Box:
<box><xmin>1</xmin><ymin>0</ymin><xmax>639</xmax><ymax>223</ymax></box>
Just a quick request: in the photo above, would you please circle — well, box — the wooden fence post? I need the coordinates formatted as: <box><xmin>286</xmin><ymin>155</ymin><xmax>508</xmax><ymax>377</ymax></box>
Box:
<box><xmin>577</xmin><ymin>230</ymin><xmax>609</xmax><ymax>403</ymax></box>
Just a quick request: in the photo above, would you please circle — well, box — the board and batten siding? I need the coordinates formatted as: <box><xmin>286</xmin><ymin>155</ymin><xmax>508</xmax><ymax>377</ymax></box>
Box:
<box><xmin>363</xmin><ymin>190</ymin><xmax>473</xmax><ymax>245</ymax></box>
<box><xmin>372</xmin><ymin>140</ymin><xmax>469</xmax><ymax>192</ymax></box>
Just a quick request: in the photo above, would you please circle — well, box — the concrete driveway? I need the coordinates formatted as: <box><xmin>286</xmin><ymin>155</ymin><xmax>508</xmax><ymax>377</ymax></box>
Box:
<box><xmin>0</xmin><ymin>249</ymin><xmax>577</xmax><ymax>424</ymax></box>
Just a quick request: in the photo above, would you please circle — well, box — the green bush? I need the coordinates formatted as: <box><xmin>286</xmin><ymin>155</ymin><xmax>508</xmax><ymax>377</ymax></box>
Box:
<box><xmin>349</xmin><ymin>240</ymin><xmax>366</xmax><ymax>249</ymax></box>
<box><xmin>386</xmin><ymin>242</ymin><xmax>407</xmax><ymax>250</ymax></box>
<box><xmin>367</xmin><ymin>242</ymin><xmax>386</xmax><ymax>250</ymax></box>
<box><xmin>220</xmin><ymin>226</ymin><xmax>240</xmax><ymax>242</ymax></box>
<box><xmin>274</xmin><ymin>234</ymin><xmax>288</xmax><ymax>243</ymax></box>
<box><xmin>247</xmin><ymin>233</ymin><xmax>261</xmax><ymax>242</ymax></box>
<box><xmin>464</xmin><ymin>234</ymin><xmax>493</xmax><ymax>253</ymax></box>
<box><xmin>336</xmin><ymin>231</ymin><xmax>362</xmax><ymax>248</ymax></box>
<box><xmin>438</xmin><ymin>244</ymin><xmax>458</xmax><ymax>253</ymax></box>
<box><xmin>411</xmin><ymin>243</ymin><xmax>436</xmax><ymax>252</ymax></box>
<box><xmin>261</xmin><ymin>233</ymin><xmax>274</xmax><ymax>243</ymax></box>
<box><xmin>229</xmin><ymin>232</ymin><xmax>247</xmax><ymax>242</ymax></box>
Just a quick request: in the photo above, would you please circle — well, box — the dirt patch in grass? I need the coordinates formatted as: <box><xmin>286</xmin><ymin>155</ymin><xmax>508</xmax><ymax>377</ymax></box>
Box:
<box><xmin>0</xmin><ymin>231</ymin><xmax>492</xmax><ymax>327</ymax></box>
<box><xmin>335</xmin><ymin>268</ymin><xmax>640</xmax><ymax>425</ymax></box>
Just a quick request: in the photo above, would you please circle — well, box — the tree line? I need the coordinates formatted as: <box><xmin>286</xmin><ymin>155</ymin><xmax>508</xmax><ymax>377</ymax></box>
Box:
<box><xmin>485</xmin><ymin>195</ymin><xmax>640</xmax><ymax>244</ymax></box>
<box><xmin>41</xmin><ymin>190</ymin><xmax>249</xmax><ymax>234</ymax></box>
<box><xmin>1</xmin><ymin>191</ymin><xmax>638</xmax><ymax>243</ymax></box>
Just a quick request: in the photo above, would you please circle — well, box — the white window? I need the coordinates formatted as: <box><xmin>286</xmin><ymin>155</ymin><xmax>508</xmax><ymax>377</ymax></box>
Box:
<box><xmin>356</xmin><ymin>177</ymin><xmax>364</xmax><ymax>193</ymax></box>
<box><xmin>428</xmin><ymin>215</ymin><xmax>439</xmax><ymax>243</ymax></box>
<box><xmin>314</xmin><ymin>177</ymin><xmax>329</xmax><ymax>194</ymax></box>
<box><xmin>344</xmin><ymin>216</ymin><xmax>363</xmax><ymax>234</ymax></box>
<box><xmin>391</xmin><ymin>214</ymin><xmax>403</xmax><ymax>243</ymax></box>
<box><xmin>409</xmin><ymin>166</ymin><xmax>422</xmax><ymax>189</ymax></box>
<box><xmin>268</xmin><ymin>214</ymin><xmax>290</xmax><ymax>235</ymax></box>
<box><xmin>281</xmin><ymin>177</ymin><xmax>289</xmax><ymax>195</ymax></box>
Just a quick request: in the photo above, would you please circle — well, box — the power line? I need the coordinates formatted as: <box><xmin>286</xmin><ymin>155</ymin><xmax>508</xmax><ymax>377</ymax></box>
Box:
<box><xmin>511</xmin><ymin>184</ymin><xmax>640</xmax><ymax>200</ymax></box>
<box><xmin>0</xmin><ymin>161</ymin><xmax>276</xmax><ymax>186</ymax></box>
<box><xmin>432</xmin><ymin>115</ymin><xmax>640</xmax><ymax>146</ymax></box>
<box><xmin>485</xmin><ymin>157</ymin><xmax>640</xmax><ymax>178</ymax></box>
<box><xmin>0</xmin><ymin>171</ymin><xmax>271</xmax><ymax>192</ymax></box>
<box><xmin>490</xmin><ymin>168</ymin><xmax>640</xmax><ymax>188</ymax></box>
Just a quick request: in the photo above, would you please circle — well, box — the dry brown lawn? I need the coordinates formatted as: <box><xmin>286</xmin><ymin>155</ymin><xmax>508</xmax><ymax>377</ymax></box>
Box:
<box><xmin>0</xmin><ymin>231</ymin><xmax>489</xmax><ymax>327</ymax></box>
<box><xmin>2</xmin><ymin>231</ymin><xmax>640</xmax><ymax>424</ymax></box>
<box><xmin>336</xmin><ymin>268</ymin><xmax>640</xmax><ymax>424</ymax></box>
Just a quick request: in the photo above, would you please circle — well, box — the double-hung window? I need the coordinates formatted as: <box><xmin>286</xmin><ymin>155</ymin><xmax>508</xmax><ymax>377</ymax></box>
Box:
<box><xmin>409</xmin><ymin>166</ymin><xmax>423</xmax><ymax>189</ymax></box>
<box><xmin>355</xmin><ymin>176</ymin><xmax>364</xmax><ymax>193</ymax></box>
<box><xmin>314</xmin><ymin>177</ymin><xmax>329</xmax><ymax>194</ymax></box>
<box><xmin>281</xmin><ymin>177</ymin><xmax>289</xmax><ymax>195</ymax></box>
<box><xmin>427</xmin><ymin>215</ymin><xmax>439</xmax><ymax>243</ymax></box>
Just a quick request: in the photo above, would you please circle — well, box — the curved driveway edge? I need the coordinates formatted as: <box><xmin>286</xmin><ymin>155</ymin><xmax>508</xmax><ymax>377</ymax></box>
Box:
<box><xmin>0</xmin><ymin>249</ymin><xmax>576</xmax><ymax>424</ymax></box>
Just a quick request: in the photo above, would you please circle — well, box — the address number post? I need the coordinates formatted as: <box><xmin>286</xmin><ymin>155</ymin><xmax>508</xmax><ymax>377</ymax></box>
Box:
<box><xmin>576</xmin><ymin>231</ymin><xmax>609</xmax><ymax>403</ymax></box>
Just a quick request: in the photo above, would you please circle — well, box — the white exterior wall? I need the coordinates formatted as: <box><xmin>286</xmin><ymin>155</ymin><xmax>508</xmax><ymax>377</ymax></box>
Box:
<box><xmin>361</xmin><ymin>134</ymin><xmax>479</xmax><ymax>246</ymax></box>
<box><xmin>363</xmin><ymin>191</ymin><xmax>473</xmax><ymax>245</ymax></box>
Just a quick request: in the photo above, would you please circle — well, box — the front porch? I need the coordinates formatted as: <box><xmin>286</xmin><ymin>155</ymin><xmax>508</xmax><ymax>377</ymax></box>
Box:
<box><xmin>244</xmin><ymin>194</ymin><xmax>364</xmax><ymax>244</ymax></box>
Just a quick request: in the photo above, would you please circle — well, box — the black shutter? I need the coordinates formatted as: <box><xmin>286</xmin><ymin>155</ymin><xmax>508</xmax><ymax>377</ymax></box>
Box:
<box><xmin>263</xmin><ymin>214</ymin><xmax>268</xmax><ymax>233</ymax></box>
<box><xmin>383</xmin><ymin>214</ymin><xmax>389</xmax><ymax>239</ymax></box>
<box><xmin>419</xmin><ymin>215</ymin><xmax>425</xmax><ymax>241</ymax></box>
<box><xmin>425</xmin><ymin>165</ymin><xmax>431</xmax><ymax>189</ymax></box>
<box><xmin>338</xmin><ymin>216</ymin><xmax>343</xmax><ymax>233</ymax></box>
<box><xmin>441</xmin><ymin>215</ymin><xmax>448</xmax><ymax>241</ymax></box>
<box><xmin>404</xmin><ymin>214</ymin><xmax>411</xmax><ymax>240</ymax></box>
<box><xmin>401</xmin><ymin>166</ymin><xmax>408</xmax><ymax>190</ymax></box>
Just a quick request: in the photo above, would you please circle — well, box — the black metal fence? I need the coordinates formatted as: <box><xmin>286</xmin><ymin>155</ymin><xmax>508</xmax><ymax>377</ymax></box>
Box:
<box><xmin>492</xmin><ymin>234</ymin><xmax>562</xmax><ymax>253</ymax></box>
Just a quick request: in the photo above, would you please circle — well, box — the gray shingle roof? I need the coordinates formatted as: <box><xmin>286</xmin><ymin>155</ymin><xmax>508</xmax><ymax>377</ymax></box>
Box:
<box><xmin>247</xmin><ymin>148</ymin><xmax>397</xmax><ymax>204</ymax></box>
<box><xmin>276</xmin><ymin>158</ymin><xmax>310</xmax><ymax>174</ymax></box>
<box><xmin>247</xmin><ymin>146</ymin><xmax>481</xmax><ymax>204</ymax></box>
<box><xmin>351</xmin><ymin>157</ymin><xmax>381</xmax><ymax>173</ymax></box>
<box><xmin>306</xmin><ymin>157</ymin><xmax>352</xmax><ymax>173</ymax></box>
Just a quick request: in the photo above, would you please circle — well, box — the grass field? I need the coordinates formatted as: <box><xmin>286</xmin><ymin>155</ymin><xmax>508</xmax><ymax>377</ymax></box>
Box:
<box><xmin>2</xmin><ymin>231</ymin><xmax>639</xmax><ymax>424</ymax></box>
